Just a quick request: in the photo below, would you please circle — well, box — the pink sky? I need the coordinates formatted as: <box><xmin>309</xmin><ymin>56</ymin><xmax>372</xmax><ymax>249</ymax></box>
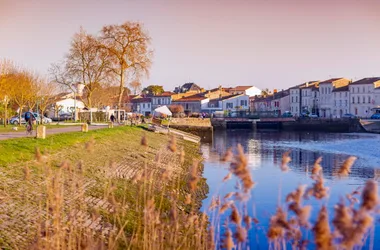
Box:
<box><xmin>1</xmin><ymin>0</ymin><xmax>380</xmax><ymax>91</ymax></box>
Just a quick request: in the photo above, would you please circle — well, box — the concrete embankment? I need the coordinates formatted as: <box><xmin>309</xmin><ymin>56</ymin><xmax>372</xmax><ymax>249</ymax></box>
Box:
<box><xmin>360</xmin><ymin>120</ymin><xmax>380</xmax><ymax>133</ymax></box>
<box><xmin>169</xmin><ymin>118</ymin><xmax>213</xmax><ymax>142</ymax></box>
<box><xmin>282</xmin><ymin>119</ymin><xmax>364</xmax><ymax>132</ymax></box>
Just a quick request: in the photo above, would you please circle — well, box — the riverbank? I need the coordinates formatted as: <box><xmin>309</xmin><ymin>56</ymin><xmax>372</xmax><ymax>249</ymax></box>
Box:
<box><xmin>0</xmin><ymin>126</ymin><xmax>208</xmax><ymax>249</ymax></box>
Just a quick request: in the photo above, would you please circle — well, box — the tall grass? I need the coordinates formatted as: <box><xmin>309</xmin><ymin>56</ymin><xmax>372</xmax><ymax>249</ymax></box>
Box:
<box><xmin>2</xmin><ymin>131</ymin><xmax>379</xmax><ymax>249</ymax></box>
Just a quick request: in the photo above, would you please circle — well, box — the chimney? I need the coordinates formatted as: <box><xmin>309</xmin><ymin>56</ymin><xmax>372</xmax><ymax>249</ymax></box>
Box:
<box><xmin>273</xmin><ymin>89</ymin><xmax>278</xmax><ymax>94</ymax></box>
<box><xmin>306</xmin><ymin>82</ymin><xmax>309</xmax><ymax>87</ymax></box>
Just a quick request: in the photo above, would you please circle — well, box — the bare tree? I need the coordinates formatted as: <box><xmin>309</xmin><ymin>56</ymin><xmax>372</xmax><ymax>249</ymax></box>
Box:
<box><xmin>50</xmin><ymin>28</ymin><xmax>112</xmax><ymax>123</ymax></box>
<box><xmin>130</xmin><ymin>80</ymin><xmax>142</xmax><ymax>95</ymax></box>
<box><xmin>100</xmin><ymin>22</ymin><xmax>152</xmax><ymax>120</ymax></box>
<box><xmin>36</xmin><ymin>79</ymin><xmax>58</xmax><ymax>123</ymax></box>
<box><xmin>0</xmin><ymin>59</ymin><xmax>17</xmax><ymax>126</ymax></box>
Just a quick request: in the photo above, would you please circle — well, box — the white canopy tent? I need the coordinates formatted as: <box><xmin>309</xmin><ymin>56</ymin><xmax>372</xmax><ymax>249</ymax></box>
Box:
<box><xmin>153</xmin><ymin>105</ymin><xmax>172</xmax><ymax>129</ymax></box>
<box><xmin>154</xmin><ymin>105</ymin><xmax>172</xmax><ymax>116</ymax></box>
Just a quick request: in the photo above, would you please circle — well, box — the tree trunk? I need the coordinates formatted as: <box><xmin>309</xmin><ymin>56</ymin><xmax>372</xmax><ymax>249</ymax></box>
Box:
<box><xmin>18</xmin><ymin>106</ymin><xmax>23</xmax><ymax>127</ymax></box>
<box><xmin>87</xmin><ymin>93</ymin><xmax>93</xmax><ymax>124</ymax></box>
<box><xmin>3</xmin><ymin>101</ymin><xmax>8</xmax><ymax>127</ymax></box>
<box><xmin>117</xmin><ymin>71</ymin><xmax>125</xmax><ymax>122</ymax></box>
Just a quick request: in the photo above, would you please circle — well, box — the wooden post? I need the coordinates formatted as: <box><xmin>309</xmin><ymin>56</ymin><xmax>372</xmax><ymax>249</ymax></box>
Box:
<box><xmin>36</xmin><ymin>125</ymin><xmax>46</xmax><ymax>139</ymax></box>
<box><xmin>81</xmin><ymin>123</ymin><xmax>88</xmax><ymax>132</ymax></box>
<box><xmin>108</xmin><ymin>122</ymin><xmax>114</xmax><ymax>128</ymax></box>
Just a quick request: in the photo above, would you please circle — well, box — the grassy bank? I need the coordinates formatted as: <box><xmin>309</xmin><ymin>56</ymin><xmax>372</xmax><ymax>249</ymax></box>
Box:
<box><xmin>0</xmin><ymin>124</ymin><xmax>80</xmax><ymax>133</ymax></box>
<box><xmin>0</xmin><ymin>125</ymin><xmax>208</xmax><ymax>249</ymax></box>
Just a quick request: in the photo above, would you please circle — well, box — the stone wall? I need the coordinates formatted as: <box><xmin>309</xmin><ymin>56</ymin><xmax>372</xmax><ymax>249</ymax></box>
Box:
<box><xmin>170</xmin><ymin>118</ymin><xmax>211</xmax><ymax>127</ymax></box>
<box><xmin>170</xmin><ymin>125</ymin><xmax>213</xmax><ymax>143</ymax></box>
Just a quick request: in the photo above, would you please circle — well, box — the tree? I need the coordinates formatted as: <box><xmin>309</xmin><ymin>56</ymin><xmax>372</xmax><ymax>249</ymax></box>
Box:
<box><xmin>130</xmin><ymin>80</ymin><xmax>142</xmax><ymax>95</ymax></box>
<box><xmin>142</xmin><ymin>85</ymin><xmax>164</xmax><ymax>95</ymax></box>
<box><xmin>100</xmin><ymin>22</ymin><xmax>152</xmax><ymax>120</ymax></box>
<box><xmin>0</xmin><ymin>59</ymin><xmax>16</xmax><ymax>127</ymax></box>
<box><xmin>50</xmin><ymin>28</ymin><xmax>112</xmax><ymax>123</ymax></box>
<box><xmin>8</xmin><ymin>70</ymin><xmax>36</xmax><ymax>126</ymax></box>
<box><xmin>36</xmin><ymin>79</ymin><xmax>58</xmax><ymax>123</ymax></box>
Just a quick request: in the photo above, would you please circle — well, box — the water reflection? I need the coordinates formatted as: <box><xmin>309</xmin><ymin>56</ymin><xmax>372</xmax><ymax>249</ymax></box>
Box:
<box><xmin>201</xmin><ymin>130</ymin><xmax>380</xmax><ymax>248</ymax></box>
<box><xmin>203</xmin><ymin>130</ymin><xmax>380</xmax><ymax>181</ymax></box>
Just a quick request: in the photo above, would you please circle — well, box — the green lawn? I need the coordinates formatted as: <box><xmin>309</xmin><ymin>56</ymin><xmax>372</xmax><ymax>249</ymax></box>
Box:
<box><xmin>0</xmin><ymin>125</ymin><xmax>141</xmax><ymax>166</ymax></box>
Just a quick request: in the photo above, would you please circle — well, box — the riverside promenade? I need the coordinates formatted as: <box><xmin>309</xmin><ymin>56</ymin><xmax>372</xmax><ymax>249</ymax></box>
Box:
<box><xmin>0</xmin><ymin>124</ymin><xmax>108</xmax><ymax>140</ymax></box>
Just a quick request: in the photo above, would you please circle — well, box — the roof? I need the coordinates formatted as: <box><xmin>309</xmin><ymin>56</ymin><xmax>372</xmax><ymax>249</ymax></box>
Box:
<box><xmin>131</xmin><ymin>97</ymin><xmax>151</xmax><ymax>103</ymax></box>
<box><xmin>172</xmin><ymin>93</ymin><xmax>208</xmax><ymax>102</ymax></box>
<box><xmin>300</xmin><ymin>81</ymin><xmax>319</xmax><ymax>89</ymax></box>
<box><xmin>151</xmin><ymin>91</ymin><xmax>174</xmax><ymax>97</ymax></box>
<box><xmin>332</xmin><ymin>85</ymin><xmax>349</xmax><ymax>92</ymax></box>
<box><xmin>218</xmin><ymin>94</ymin><xmax>243</xmax><ymax>101</ymax></box>
<box><xmin>229</xmin><ymin>86</ymin><xmax>252</xmax><ymax>91</ymax></box>
<box><xmin>350</xmin><ymin>77</ymin><xmax>380</xmax><ymax>85</ymax></box>
<box><xmin>319</xmin><ymin>78</ymin><xmax>345</xmax><ymax>84</ymax></box>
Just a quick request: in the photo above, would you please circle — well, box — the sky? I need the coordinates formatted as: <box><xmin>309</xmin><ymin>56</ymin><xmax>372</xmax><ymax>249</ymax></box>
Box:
<box><xmin>1</xmin><ymin>0</ymin><xmax>380</xmax><ymax>91</ymax></box>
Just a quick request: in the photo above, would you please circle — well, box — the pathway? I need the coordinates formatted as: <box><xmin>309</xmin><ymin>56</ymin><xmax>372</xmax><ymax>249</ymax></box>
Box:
<box><xmin>0</xmin><ymin>125</ymin><xmax>109</xmax><ymax>140</ymax></box>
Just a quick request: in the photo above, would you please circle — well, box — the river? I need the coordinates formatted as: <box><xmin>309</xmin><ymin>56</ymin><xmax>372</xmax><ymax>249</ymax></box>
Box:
<box><xmin>200</xmin><ymin>130</ymin><xmax>380</xmax><ymax>249</ymax></box>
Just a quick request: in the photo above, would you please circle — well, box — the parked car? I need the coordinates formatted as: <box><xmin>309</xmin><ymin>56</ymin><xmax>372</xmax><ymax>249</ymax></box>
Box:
<box><xmin>282</xmin><ymin>111</ymin><xmax>293</xmax><ymax>118</ymax></box>
<box><xmin>10</xmin><ymin>112</ymin><xmax>41</xmax><ymax>125</ymax></box>
<box><xmin>309</xmin><ymin>114</ymin><xmax>318</xmax><ymax>118</ymax></box>
<box><xmin>342</xmin><ymin>113</ymin><xmax>357</xmax><ymax>118</ymax></box>
<box><xmin>42</xmin><ymin>116</ymin><xmax>52</xmax><ymax>124</ymax></box>
<box><xmin>370</xmin><ymin>113</ymin><xmax>380</xmax><ymax>119</ymax></box>
<box><xmin>51</xmin><ymin>113</ymin><xmax>73</xmax><ymax>121</ymax></box>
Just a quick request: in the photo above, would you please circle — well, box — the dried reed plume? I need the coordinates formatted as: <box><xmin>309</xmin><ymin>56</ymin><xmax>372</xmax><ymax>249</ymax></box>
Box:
<box><xmin>286</xmin><ymin>185</ymin><xmax>311</xmax><ymax>227</ymax></box>
<box><xmin>180</xmin><ymin>147</ymin><xmax>185</xmax><ymax>165</ymax></box>
<box><xmin>23</xmin><ymin>165</ymin><xmax>30</xmax><ymax>181</ymax></box>
<box><xmin>188</xmin><ymin>161</ymin><xmax>199</xmax><ymax>191</ymax></box>
<box><xmin>167</xmin><ymin>135</ymin><xmax>177</xmax><ymax>152</ymax></box>
<box><xmin>313</xmin><ymin>206</ymin><xmax>333</xmax><ymax>250</ymax></box>
<box><xmin>230</xmin><ymin>144</ymin><xmax>254</xmax><ymax>192</ymax></box>
<box><xmin>230</xmin><ymin>204</ymin><xmax>242</xmax><ymax>225</ymax></box>
<box><xmin>281</xmin><ymin>151</ymin><xmax>291</xmax><ymax>171</ymax></box>
<box><xmin>305</xmin><ymin>175</ymin><xmax>329</xmax><ymax>200</ymax></box>
<box><xmin>361</xmin><ymin>180</ymin><xmax>378</xmax><ymax>211</ymax></box>
<box><xmin>338</xmin><ymin>156</ymin><xmax>357</xmax><ymax>176</ymax></box>
<box><xmin>85</xmin><ymin>137</ymin><xmax>95</xmax><ymax>153</ymax></box>
<box><xmin>35</xmin><ymin>147</ymin><xmax>42</xmax><ymax>162</ymax></box>
<box><xmin>234</xmin><ymin>226</ymin><xmax>247</xmax><ymax>243</ymax></box>
<box><xmin>219</xmin><ymin>201</ymin><xmax>233</xmax><ymax>214</ymax></box>
<box><xmin>222</xmin><ymin>172</ymin><xmax>232</xmax><ymax>182</ymax></box>
<box><xmin>311</xmin><ymin>157</ymin><xmax>323</xmax><ymax>176</ymax></box>
<box><xmin>221</xmin><ymin>148</ymin><xmax>233</xmax><ymax>162</ymax></box>
<box><xmin>267</xmin><ymin>207</ymin><xmax>290</xmax><ymax>240</ymax></box>
<box><xmin>222</xmin><ymin>229</ymin><xmax>235</xmax><ymax>250</ymax></box>
<box><xmin>140</xmin><ymin>134</ymin><xmax>148</xmax><ymax>147</ymax></box>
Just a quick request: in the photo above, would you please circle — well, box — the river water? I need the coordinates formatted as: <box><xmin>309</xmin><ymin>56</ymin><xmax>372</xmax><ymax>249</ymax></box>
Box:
<box><xmin>200</xmin><ymin>130</ymin><xmax>380</xmax><ymax>249</ymax></box>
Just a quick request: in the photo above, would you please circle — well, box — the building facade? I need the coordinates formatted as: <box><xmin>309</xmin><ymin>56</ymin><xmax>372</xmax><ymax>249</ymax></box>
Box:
<box><xmin>131</xmin><ymin>98</ymin><xmax>152</xmax><ymax>116</ymax></box>
<box><xmin>300</xmin><ymin>82</ymin><xmax>319</xmax><ymax>115</ymax></box>
<box><xmin>332</xmin><ymin>86</ymin><xmax>350</xmax><ymax>118</ymax></box>
<box><xmin>319</xmin><ymin>78</ymin><xmax>350</xmax><ymax>118</ymax></box>
<box><xmin>349</xmin><ymin>77</ymin><xmax>380</xmax><ymax>118</ymax></box>
<box><xmin>150</xmin><ymin>92</ymin><xmax>173</xmax><ymax>110</ymax></box>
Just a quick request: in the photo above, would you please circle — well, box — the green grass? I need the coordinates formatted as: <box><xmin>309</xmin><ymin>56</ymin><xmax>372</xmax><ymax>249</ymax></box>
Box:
<box><xmin>0</xmin><ymin>125</ymin><xmax>141</xmax><ymax>166</ymax></box>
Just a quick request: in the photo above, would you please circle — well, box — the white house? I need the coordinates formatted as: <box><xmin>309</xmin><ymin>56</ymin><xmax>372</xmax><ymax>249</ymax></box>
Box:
<box><xmin>55</xmin><ymin>98</ymin><xmax>85</xmax><ymax>114</ymax></box>
<box><xmin>202</xmin><ymin>94</ymin><xmax>249</xmax><ymax>113</ymax></box>
<box><xmin>271</xmin><ymin>90</ymin><xmax>290</xmax><ymax>115</ymax></box>
<box><xmin>227</xmin><ymin>86</ymin><xmax>261</xmax><ymax>97</ymax></box>
<box><xmin>131</xmin><ymin>97</ymin><xmax>152</xmax><ymax>116</ymax></box>
<box><xmin>319</xmin><ymin>78</ymin><xmax>350</xmax><ymax>118</ymax></box>
<box><xmin>289</xmin><ymin>86</ymin><xmax>301</xmax><ymax>116</ymax></box>
<box><xmin>300</xmin><ymin>82</ymin><xmax>319</xmax><ymax>115</ymax></box>
<box><xmin>349</xmin><ymin>77</ymin><xmax>380</xmax><ymax>118</ymax></box>
<box><xmin>332</xmin><ymin>85</ymin><xmax>350</xmax><ymax>118</ymax></box>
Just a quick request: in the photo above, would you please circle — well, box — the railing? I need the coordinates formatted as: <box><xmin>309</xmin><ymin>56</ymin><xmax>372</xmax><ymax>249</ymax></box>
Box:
<box><xmin>213</xmin><ymin>111</ymin><xmax>280</xmax><ymax>119</ymax></box>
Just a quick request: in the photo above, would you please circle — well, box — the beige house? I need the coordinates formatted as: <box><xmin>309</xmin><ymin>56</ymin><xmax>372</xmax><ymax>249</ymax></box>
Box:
<box><xmin>319</xmin><ymin>78</ymin><xmax>350</xmax><ymax>118</ymax></box>
<box><xmin>349</xmin><ymin>77</ymin><xmax>380</xmax><ymax>118</ymax></box>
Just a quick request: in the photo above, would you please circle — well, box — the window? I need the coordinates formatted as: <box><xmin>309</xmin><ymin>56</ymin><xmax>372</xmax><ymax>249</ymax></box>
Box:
<box><xmin>345</xmin><ymin>92</ymin><xmax>348</xmax><ymax>97</ymax></box>
<box><xmin>291</xmin><ymin>107</ymin><xmax>293</xmax><ymax>112</ymax></box>
<box><xmin>345</xmin><ymin>100</ymin><xmax>347</xmax><ymax>106</ymax></box>
<box><xmin>368</xmin><ymin>96</ymin><xmax>371</xmax><ymax>103</ymax></box>
<box><xmin>362</xmin><ymin>96</ymin><xmax>365</xmax><ymax>103</ymax></box>
<box><xmin>339</xmin><ymin>100</ymin><xmax>342</xmax><ymax>106</ymax></box>
<box><xmin>340</xmin><ymin>92</ymin><xmax>342</xmax><ymax>98</ymax></box>
<box><xmin>358</xmin><ymin>96</ymin><xmax>360</xmax><ymax>104</ymax></box>
<box><xmin>352</xmin><ymin>88</ymin><xmax>355</xmax><ymax>93</ymax></box>
<box><xmin>296</xmin><ymin>107</ymin><xmax>298</xmax><ymax>112</ymax></box>
<box><xmin>334</xmin><ymin>100</ymin><xmax>337</xmax><ymax>106</ymax></box>
<box><xmin>226</xmin><ymin>103</ymin><xmax>233</xmax><ymax>109</ymax></box>
<box><xmin>363</xmin><ymin>86</ymin><xmax>365</xmax><ymax>93</ymax></box>
<box><xmin>352</xmin><ymin>97</ymin><xmax>355</xmax><ymax>103</ymax></box>
<box><xmin>240</xmin><ymin>100</ymin><xmax>247</xmax><ymax>106</ymax></box>
<box><xmin>148</xmin><ymin>103</ymin><xmax>150</xmax><ymax>108</ymax></box>
<box><xmin>292</xmin><ymin>97</ymin><xmax>294</xmax><ymax>103</ymax></box>
<box><xmin>296</xmin><ymin>96</ymin><xmax>298</xmax><ymax>103</ymax></box>
<box><xmin>158</xmin><ymin>99</ymin><xmax>161</xmax><ymax>105</ymax></box>
<box><xmin>143</xmin><ymin>103</ymin><xmax>145</xmax><ymax>108</ymax></box>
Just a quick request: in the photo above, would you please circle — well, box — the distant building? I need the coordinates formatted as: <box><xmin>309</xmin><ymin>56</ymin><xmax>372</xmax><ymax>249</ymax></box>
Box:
<box><xmin>174</xmin><ymin>83</ymin><xmax>202</xmax><ymax>94</ymax></box>
<box><xmin>300</xmin><ymin>82</ymin><xmax>320</xmax><ymax>115</ymax></box>
<box><xmin>349</xmin><ymin>77</ymin><xmax>380</xmax><ymax>117</ymax></box>
<box><xmin>150</xmin><ymin>91</ymin><xmax>173</xmax><ymax>110</ymax></box>
<box><xmin>227</xmin><ymin>86</ymin><xmax>261</xmax><ymax>97</ymax></box>
<box><xmin>319</xmin><ymin>78</ymin><xmax>350</xmax><ymax>118</ymax></box>
<box><xmin>172</xmin><ymin>94</ymin><xmax>209</xmax><ymax>113</ymax></box>
<box><xmin>131</xmin><ymin>97</ymin><xmax>152</xmax><ymax>116</ymax></box>
<box><xmin>332</xmin><ymin>85</ymin><xmax>350</xmax><ymax>118</ymax></box>
<box><xmin>202</xmin><ymin>94</ymin><xmax>250</xmax><ymax>113</ymax></box>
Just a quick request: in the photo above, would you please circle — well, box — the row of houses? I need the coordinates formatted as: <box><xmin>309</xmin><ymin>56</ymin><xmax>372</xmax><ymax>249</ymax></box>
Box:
<box><xmin>253</xmin><ymin>77</ymin><xmax>380</xmax><ymax>118</ymax></box>
<box><xmin>130</xmin><ymin>83</ymin><xmax>261</xmax><ymax>116</ymax></box>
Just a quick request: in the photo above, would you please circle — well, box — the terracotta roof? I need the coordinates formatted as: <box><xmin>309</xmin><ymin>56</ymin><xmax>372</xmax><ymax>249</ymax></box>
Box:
<box><xmin>319</xmin><ymin>78</ymin><xmax>345</xmax><ymax>84</ymax></box>
<box><xmin>152</xmin><ymin>91</ymin><xmax>174</xmax><ymax>97</ymax></box>
<box><xmin>332</xmin><ymin>85</ymin><xmax>349</xmax><ymax>92</ymax></box>
<box><xmin>300</xmin><ymin>81</ymin><xmax>319</xmax><ymax>89</ymax></box>
<box><xmin>229</xmin><ymin>86</ymin><xmax>252</xmax><ymax>91</ymax></box>
<box><xmin>131</xmin><ymin>97</ymin><xmax>151</xmax><ymax>103</ymax></box>
<box><xmin>350</xmin><ymin>77</ymin><xmax>380</xmax><ymax>85</ymax></box>
<box><xmin>172</xmin><ymin>94</ymin><xmax>207</xmax><ymax>102</ymax></box>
